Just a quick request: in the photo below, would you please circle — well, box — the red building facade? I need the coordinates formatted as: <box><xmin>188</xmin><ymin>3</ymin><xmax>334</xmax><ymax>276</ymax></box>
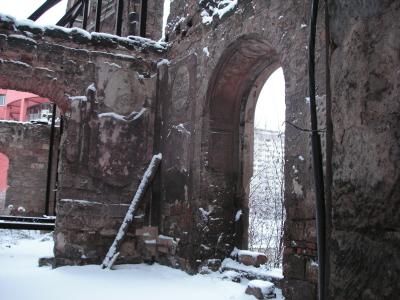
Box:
<box><xmin>0</xmin><ymin>89</ymin><xmax>51</xmax><ymax>122</ymax></box>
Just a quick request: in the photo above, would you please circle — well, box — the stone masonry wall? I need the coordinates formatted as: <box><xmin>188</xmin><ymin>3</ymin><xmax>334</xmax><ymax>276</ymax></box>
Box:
<box><xmin>0</xmin><ymin>121</ymin><xmax>59</xmax><ymax>216</ymax></box>
<box><xmin>0</xmin><ymin>14</ymin><xmax>165</xmax><ymax>265</ymax></box>
<box><xmin>328</xmin><ymin>1</ymin><xmax>400</xmax><ymax>299</ymax></box>
<box><xmin>155</xmin><ymin>1</ymin><xmax>327</xmax><ymax>298</ymax></box>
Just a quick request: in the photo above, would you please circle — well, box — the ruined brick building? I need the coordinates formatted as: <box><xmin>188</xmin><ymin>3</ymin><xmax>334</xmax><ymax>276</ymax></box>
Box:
<box><xmin>0</xmin><ymin>0</ymin><xmax>399</xmax><ymax>299</ymax></box>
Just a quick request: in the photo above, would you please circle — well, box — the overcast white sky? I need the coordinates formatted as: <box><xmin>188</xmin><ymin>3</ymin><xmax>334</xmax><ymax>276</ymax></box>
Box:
<box><xmin>0</xmin><ymin>0</ymin><xmax>68</xmax><ymax>25</ymax></box>
<box><xmin>0</xmin><ymin>0</ymin><xmax>286</xmax><ymax>132</ymax></box>
<box><xmin>255</xmin><ymin>68</ymin><xmax>286</xmax><ymax>132</ymax></box>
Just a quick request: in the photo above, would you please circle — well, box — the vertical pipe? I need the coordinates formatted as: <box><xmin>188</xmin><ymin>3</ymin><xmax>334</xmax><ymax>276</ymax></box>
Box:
<box><xmin>140</xmin><ymin>0</ymin><xmax>148</xmax><ymax>37</ymax></box>
<box><xmin>95</xmin><ymin>0</ymin><xmax>103</xmax><ymax>32</ymax></box>
<box><xmin>53</xmin><ymin>117</ymin><xmax>64</xmax><ymax>215</ymax></box>
<box><xmin>45</xmin><ymin>104</ymin><xmax>57</xmax><ymax>216</ymax></box>
<box><xmin>115</xmin><ymin>0</ymin><xmax>124</xmax><ymax>36</ymax></box>
<box><xmin>83</xmin><ymin>0</ymin><xmax>89</xmax><ymax>30</ymax></box>
<box><xmin>308</xmin><ymin>0</ymin><xmax>326</xmax><ymax>299</ymax></box>
<box><xmin>324</xmin><ymin>1</ymin><xmax>332</xmax><ymax>298</ymax></box>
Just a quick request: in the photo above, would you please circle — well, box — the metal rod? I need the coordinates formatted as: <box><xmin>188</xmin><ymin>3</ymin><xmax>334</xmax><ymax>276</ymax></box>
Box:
<box><xmin>53</xmin><ymin>116</ymin><xmax>64</xmax><ymax>215</ymax></box>
<box><xmin>308</xmin><ymin>0</ymin><xmax>326</xmax><ymax>299</ymax></box>
<box><xmin>82</xmin><ymin>0</ymin><xmax>89</xmax><ymax>29</ymax></box>
<box><xmin>68</xmin><ymin>1</ymin><xmax>85</xmax><ymax>28</ymax></box>
<box><xmin>95</xmin><ymin>0</ymin><xmax>103</xmax><ymax>32</ymax></box>
<box><xmin>56</xmin><ymin>0</ymin><xmax>84</xmax><ymax>26</ymax></box>
<box><xmin>115</xmin><ymin>0</ymin><xmax>124</xmax><ymax>36</ymax></box>
<box><xmin>0</xmin><ymin>221</ymin><xmax>55</xmax><ymax>230</ymax></box>
<box><xmin>45</xmin><ymin>104</ymin><xmax>57</xmax><ymax>216</ymax></box>
<box><xmin>28</xmin><ymin>0</ymin><xmax>62</xmax><ymax>21</ymax></box>
<box><xmin>0</xmin><ymin>215</ymin><xmax>56</xmax><ymax>224</ymax></box>
<box><xmin>324</xmin><ymin>1</ymin><xmax>332</xmax><ymax>298</ymax></box>
<box><xmin>140</xmin><ymin>0</ymin><xmax>148</xmax><ymax>37</ymax></box>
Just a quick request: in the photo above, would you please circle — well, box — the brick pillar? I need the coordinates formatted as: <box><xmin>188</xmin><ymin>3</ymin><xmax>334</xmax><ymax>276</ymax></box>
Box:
<box><xmin>19</xmin><ymin>98</ymin><xmax>26</xmax><ymax>122</ymax></box>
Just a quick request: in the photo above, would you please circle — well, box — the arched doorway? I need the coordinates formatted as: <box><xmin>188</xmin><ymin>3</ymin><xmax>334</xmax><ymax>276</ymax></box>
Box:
<box><xmin>248</xmin><ymin>68</ymin><xmax>286</xmax><ymax>267</ymax></box>
<box><xmin>204</xmin><ymin>35</ymin><xmax>286</xmax><ymax>256</ymax></box>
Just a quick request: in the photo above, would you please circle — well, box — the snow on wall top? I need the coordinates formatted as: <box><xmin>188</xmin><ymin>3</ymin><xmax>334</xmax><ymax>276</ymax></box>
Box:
<box><xmin>199</xmin><ymin>0</ymin><xmax>238</xmax><ymax>25</ymax></box>
<box><xmin>0</xmin><ymin>13</ymin><xmax>168</xmax><ymax>54</ymax></box>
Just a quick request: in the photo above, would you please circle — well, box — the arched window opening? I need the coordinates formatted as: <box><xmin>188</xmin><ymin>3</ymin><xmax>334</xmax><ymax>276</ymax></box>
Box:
<box><xmin>248</xmin><ymin>67</ymin><xmax>286</xmax><ymax>268</ymax></box>
<box><xmin>0</xmin><ymin>88</ymin><xmax>62</xmax><ymax>217</ymax></box>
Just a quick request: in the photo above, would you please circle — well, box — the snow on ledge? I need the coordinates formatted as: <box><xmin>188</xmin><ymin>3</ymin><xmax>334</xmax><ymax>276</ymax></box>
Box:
<box><xmin>98</xmin><ymin>108</ymin><xmax>147</xmax><ymax>123</ymax></box>
<box><xmin>0</xmin><ymin>13</ymin><xmax>168</xmax><ymax>53</ymax></box>
<box><xmin>200</xmin><ymin>0</ymin><xmax>238</xmax><ymax>25</ymax></box>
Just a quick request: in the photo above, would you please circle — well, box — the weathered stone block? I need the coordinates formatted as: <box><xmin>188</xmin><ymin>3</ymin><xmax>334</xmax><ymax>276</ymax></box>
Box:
<box><xmin>237</xmin><ymin>250</ymin><xmax>268</xmax><ymax>268</ymax></box>
<box><xmin>246</xmin><ymin>280</ymin><xmax>276</xmax><ymax>299</ymax></box>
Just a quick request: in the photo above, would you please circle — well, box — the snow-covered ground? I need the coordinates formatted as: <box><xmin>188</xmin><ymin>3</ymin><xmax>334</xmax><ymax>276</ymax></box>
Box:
<box><xmin>0</xmin><ymin>230</ymin><xmax>283</xmax><ymax>300</ymax></box>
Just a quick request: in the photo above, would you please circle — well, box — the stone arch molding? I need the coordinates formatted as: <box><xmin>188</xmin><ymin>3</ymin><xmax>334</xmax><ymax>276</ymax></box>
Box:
<box><xmin>202</xmin><ymin>34</ymin><xmax>282</xmax><ymax>249</ymax></box>
<box><xmin>0</xmin><ymin>60</ymin><xmax>69</xmax><ymax>112</ymax></box>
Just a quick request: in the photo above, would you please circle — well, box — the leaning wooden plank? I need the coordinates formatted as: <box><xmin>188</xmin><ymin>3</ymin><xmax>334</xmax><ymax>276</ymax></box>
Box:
<box><xmin>101</xmin><ymin>153</ymin><xmax>162</xmax><ymax>269</ymax></box>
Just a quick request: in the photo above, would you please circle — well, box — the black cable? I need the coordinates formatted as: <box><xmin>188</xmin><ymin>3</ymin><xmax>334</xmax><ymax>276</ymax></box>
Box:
<box><xmin>308</xmin><ymin>0</ymin><xmax>326</xmax><ymax>299</ymax></box>
<box><xmin>284</xmin><ymin>121</ymin><xmax>326</xmax><ymax>133</ymax></box>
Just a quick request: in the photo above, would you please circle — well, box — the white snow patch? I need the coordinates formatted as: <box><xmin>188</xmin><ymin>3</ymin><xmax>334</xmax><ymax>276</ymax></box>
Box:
<box><xmin>1</xmin><ymin>229</ymin><xmax>276</xmax><ymax>300</ymax></box>
<box><xmin>98</xmin><ymin>108</ymin><xmax>147</xmax><ymax>122</ymax></box>
<box><xmin>203</xmin><ymin>46</ymin><xmax>210</xmax><ymax>57</ymax></box>
<box><xmin>60</xmin><ymin>199</ymin><xmax>102</xmax><ymax>205</ymax></box>
<box><xmin>86</xmin><ymin>83</ymin><xmax>96</xmax><ymax>93</ymax></box>
<box><xmin>222</xmin><ymin>258</ymin><xmax>284</xmax><ymax>280</ymax></box>
<box><xmin>157</xmin><ymin>58</ymin><xmax>170</xmax><ymax>67</ymax></box>
<box><xmin>68</xmin><ymin>96</ymin><xmax>87</xmax><ymax>102</ymax></box>
<box><xmin>235</xmin><ymin>209</ymin><xmax>242</xmax><ymax>221</ymax></box>
<box><xmin>292</xmin><ymin>178</ymin><xmax>303</xmax><ymax>197</ymax></box>
<box><xmin>237</xmin><ymin>250</ymin><xmax>265</xmax><ymax>259</ymax></box>
<box><xmin>9</xmin><ymin>34</ymin><xmax>37</xmax><ymax>44</ymax></box>
<box><xmin>104</xmin><ymin>61</ymin><xmax>122</xmax><ymax>69</ymax></box>
<box><xmin>172</xmin><ymin>123</ymin><xmax>191</xmax><ymax>135</ymax></box>
<box><xmin>247</xmin><ymin>279</ymin><xmax>275</xmax><ymax>294</ymax></box>
<box><xmin>0</xmin><ymin>59</ymin><xmax>31</xmax><ymax>68</ymax></box>
<box><xmin>201</xmin><ymin>0</ymin><xmax>238</xmax><ymax>25</ymax></box>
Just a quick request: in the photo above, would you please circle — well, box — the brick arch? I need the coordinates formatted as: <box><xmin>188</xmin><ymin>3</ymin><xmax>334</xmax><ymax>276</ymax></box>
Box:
<box><xmin>0</xmin><ymin>61</ymin><xmax>69</xmax><ymax>113</ymax></box>
<box><xmin>203</xmin><ymin>34</ymin><xmax>282</xmax><ymax>249</ymax></box>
